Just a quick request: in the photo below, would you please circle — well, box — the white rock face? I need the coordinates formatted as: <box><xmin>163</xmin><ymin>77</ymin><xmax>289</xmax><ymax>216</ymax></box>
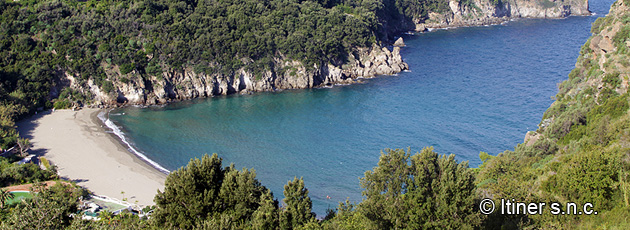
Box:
<box><xmin>74</xmin><ymin>45</ymin><xmax>408</xmax><ymax>107</ymax></box>
<box><xmin>415</xmin><ymin>0</ymin><xmax>590</xmax><ymax>31</ymax></box>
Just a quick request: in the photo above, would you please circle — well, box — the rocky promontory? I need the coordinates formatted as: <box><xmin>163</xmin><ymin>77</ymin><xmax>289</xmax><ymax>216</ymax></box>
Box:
<box><xmin>415</xmin><ymin>0</ymin><xmax>590</xmax><ymax>31</ymax></box>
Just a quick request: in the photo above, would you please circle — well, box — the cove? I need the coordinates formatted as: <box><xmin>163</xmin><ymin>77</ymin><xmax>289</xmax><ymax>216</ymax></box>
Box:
<box><xmin>109</xmin><ymin>0</ymin><xmax>616</xmax><ymax>216</ymax></box>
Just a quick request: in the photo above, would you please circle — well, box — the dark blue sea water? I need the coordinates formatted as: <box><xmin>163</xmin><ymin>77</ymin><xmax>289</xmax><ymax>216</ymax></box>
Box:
<box><xmin>109</xmin><ymin>0</ymin><xmax>616</xmax><ymax>216</ymax></box>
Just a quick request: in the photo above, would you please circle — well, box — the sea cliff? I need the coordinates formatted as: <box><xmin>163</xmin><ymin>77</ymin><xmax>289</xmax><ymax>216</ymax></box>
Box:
<box><xmin>62</xmin><ymin>45</ymin><xmax>408</xmax><ymax>106</ymax></box>
<box><xmin>415</xmin><ymin>0</ymin><xmax>590</xmax><ymax>31</ymax></box>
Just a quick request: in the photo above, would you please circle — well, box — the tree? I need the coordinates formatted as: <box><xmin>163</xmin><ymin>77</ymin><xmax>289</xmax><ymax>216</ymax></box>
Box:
<box><xmin>251</xmin><ymin>190</ymin><xmax>279</xmax><ymax>229</ymax></box>
<box><xmin>1</xmin><ymin>183</ymin><xmax>86</xmax><ymax>229</ymax></box>
<box><xmin>280</xmin><ymin>177</ymin><xmax>315</xmax><ymax>229</ymax></box>
<box><xmin>153</xmin><ymin>154</ymin><xmax>226</xmax><ymax>229</ymax></box>
<box><xmin>153</xmin><ymin>153</ymin><xmax>278</xmax><ymax>229</ymax></box>
<box><xmin>358</xmin><ymin>147</ymin><xmax>482</xmax><ymax>229</ymax></box>
<box><xmin>16</xmin><ymin>138</ymin><xmax>30</xmax><ymax>157</ymax></box>
<box><xmin>0</xmin><ymin>188</ymin><xmax>14</xmax><ymax>209</ymax></box>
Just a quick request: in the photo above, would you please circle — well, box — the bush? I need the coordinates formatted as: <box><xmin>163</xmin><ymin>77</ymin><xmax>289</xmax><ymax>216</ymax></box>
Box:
<box><xmin>100</xmin><ymin>81</ymin><xmax>115</xmax><ymax>94</ymax></box>
<box><xmin>1</xmin><ymin>183</ymin><xmax>86</xmax><ymax>229</ymax></box>
<box><xmin>119</xmin><ymin>63</ymin><xmax>135</xmax><ymax>75</ymax></box>
<box><xmin>602</xmin><ymin>72</ymin><xmax>621</xmax><ymax>88</ymax></box>
<box><xmin>53</xmin><ymin>99</ymin><xmax>71</xmax><ymax>109</ymax></box>
<box><xmin>153</xmin><ymin>153</ymin><xmax>279</xmax><ymax>229</ymax></box>
<box><xmin>588</xmin><ymin>93</ymin><xmax>629</xmax><ymax>121</ymax></box>
<box><xmin>0</xmin><ymin>158</ymin><xmax>58</xmax><ymax>187</ymax></box>
<box><xmin>543</xmin><ymin>148</ymin><xmax>621</xmax><ymax>209</ymax></box>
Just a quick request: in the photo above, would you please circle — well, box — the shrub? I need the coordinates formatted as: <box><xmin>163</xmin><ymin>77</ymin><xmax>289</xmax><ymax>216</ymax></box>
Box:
<box><xmin>602</xmin><ymin>72</ymin><xmax>621</xmax><ymax>88</ymax></box>
<box><xmin>53</xmin><ymin>99</ymin><xmax>72</xmax><ymax>109</ymax></box>
<box><xmin>100</xmin><ymin>81</ymin><xmax>115</xmax><ymax>94</ymax></box>
<box><xmin>119</xmin><ymin>63</ymin><xmax>135</xmax><ymax>75</ymax></box>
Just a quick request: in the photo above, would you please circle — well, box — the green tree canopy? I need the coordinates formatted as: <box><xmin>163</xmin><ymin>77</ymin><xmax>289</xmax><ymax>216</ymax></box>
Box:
<box><xmin>358</xmin><ymin>147</ymin><xmax>481</xmax><ymax>229</ymax></box>
<box><xmin>153</xmin><ymin>153</ymin><xmax>279</xmax><ymax>229</ymax></box>
<box><xmin>280</xmin><ymin>177</ymin><xmax>315</xmax><ymax>229</ymax></box>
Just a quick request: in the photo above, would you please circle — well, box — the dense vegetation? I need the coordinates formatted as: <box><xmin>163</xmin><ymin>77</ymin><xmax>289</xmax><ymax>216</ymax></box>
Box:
<box><xmin>1</xmin><ymin>150</ymin><xmax>478</xmax><ymax>229</ymax></box>
<box><xmin>474</xmin><ymin>2</ymin><xmax>630</xmax><ymax>228</ymax></box>
<box><xmin>0</xmin><ymin>156</ymin><xmax>58</xmax><ymax>188</ymax></box>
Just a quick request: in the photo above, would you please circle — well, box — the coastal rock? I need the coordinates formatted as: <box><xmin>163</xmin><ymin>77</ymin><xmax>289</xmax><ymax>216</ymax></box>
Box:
<box><xmin>394</xmin><ymin>37</ymin><xmax>406</xmax><ymax>47</ymax></box>
<box><xmin>524</xmin><ymin>131</ymin><xmax>543</xmax><ymax>147</ymax></box>
<box><xmin>415</xmin><ymin>0</ymin><xmax>590</xmax><ymax>30</ymax></box>
<box><xmin>77</xmin><ymin>45</ymin><xmax>409</xmax><ymax>107</ymax></box>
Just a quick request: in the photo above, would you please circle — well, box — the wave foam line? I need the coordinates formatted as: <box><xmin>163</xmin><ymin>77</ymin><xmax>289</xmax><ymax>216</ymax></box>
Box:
<box><xmin>97</xmin><ymin>110</ymin><xmax>171</xmax><ymax>174</ymax></box>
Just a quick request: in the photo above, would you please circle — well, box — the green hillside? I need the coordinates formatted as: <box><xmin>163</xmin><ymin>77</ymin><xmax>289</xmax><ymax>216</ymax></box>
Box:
<box><xmin>476</xmin><ymin>1</ymin><xmax>630</xmax><ymax>228</ymax></box>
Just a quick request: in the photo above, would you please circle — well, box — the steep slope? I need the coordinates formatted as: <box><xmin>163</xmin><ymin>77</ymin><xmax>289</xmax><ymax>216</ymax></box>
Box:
<box><xmin>477</xmin><ymin>0</ymin><xmax>630</xmax><ymax>228</ymax></box>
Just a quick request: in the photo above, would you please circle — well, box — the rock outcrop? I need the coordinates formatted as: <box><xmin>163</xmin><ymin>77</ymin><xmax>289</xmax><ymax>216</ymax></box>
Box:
<box><xmin>70</xmin><ymin>45</ymin><xmax>408</xmax><ymax>106</ymax></box>
<box><xmin>394</xmin><ymin>37</ymin><xmax>406</xmax><ymax>47</ymax></box>
<box><xmin>415</xmin><ymin>0</ymin><xmax>590</xmax><ymax>31</ymax></box>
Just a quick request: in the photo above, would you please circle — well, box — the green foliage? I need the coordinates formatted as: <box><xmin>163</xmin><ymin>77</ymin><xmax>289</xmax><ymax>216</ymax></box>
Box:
<box><xmin>544</xmin><ymin>106</ymin><xmax>587</xmax><ymax>140</ymax></box>
<box><xmin>358</xmin><ymin>147</ymin><xmax>481</xmax><ymax>229</ymax></box>
<box><xmin>53</xmin><ymin>99</ymin><xmax>72</xmax><ymax>109</ymax></box>
<box><xmin>613</xmin><ymin>25</ymin><xmax>630</xmax><ymax>50</ymax></box>
<box><xmin>0</xmin><ymin>0</ymin><xmax>424</xmax><ymax>118</ymax></box>
<box><xmin>120</xmin><ymin>63</ymin><xmax>135</xmax><ymax>75</ymax></box>
<box><xmin>153</xmin><ymin>153</ymin><xmax>279</xmax><ymax>229</ymax></box>
<box><xmin>0</xmin><ymin>157</ymin><xmax>58</xmax><ymax>187</ymax></box>
<box><xmin>476</xmin><ymin>7</ymin><xmax>630</xmax><ymax>227</ymax></box>
<box><xmin>543</xmin><ymin>148</ymin><xmax>621</xmax><ymax>209</ymax></box>
<box><xmin>539</xmin><ymin>0</ymin><xmax>556</xmax><ymax>9</ymax></box>
<box><xmin>68</xmin><ymin>210</ymin><xmax>152</xmax><ymax>229</ymax></box>
<box><xmin>101</xmin><ymin>80</ymin><xmax>115</xmax><ymax>94</ymax></box>
<box><xmin>602</xmin><ymin>72</ymin><xmax>621</xmax><ymax>88</ymax></box>
<box><xmin>479</xmin><ymin>151</ymin><xmax>493</xmax><ymax>163</ymax></box>
<box><xmin>0</xmin><ymin>103</ymin><xmax>21</xmax><ymax>149</ymax></box>
<box><xmin>589</xmin><ymin>93</ymin><xmax>629</xmax><ymax>120</ymax></box>
<box><xmin>1</xmin><ymin>183</ymin><xmax>86</xmax><ymax>229</ymax></box>
<box><xmin>280</xmin><ymin>177</ymin><xmax>315</xmax><ymax>229</ymax></box>
<box><xmin>39</xmin><ymin>157</ymin><xmax>51</xmax><ymax>170</ymax></box>
<box><xmin>0</xmin><ymin>188</ymin><xmax>14</xmax><ymax>209</ymax></box>
<box><xmin>515</xmin><ymin>138</ymin><xmax>558</xmax><ymax>157</ymax></box>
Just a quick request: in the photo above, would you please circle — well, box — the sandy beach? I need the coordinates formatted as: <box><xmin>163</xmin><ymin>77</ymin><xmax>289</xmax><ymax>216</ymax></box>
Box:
<box><xmin>17</xmin><ymin>108</ymin><xmax>166</xmax><ymax>206</ymax></box>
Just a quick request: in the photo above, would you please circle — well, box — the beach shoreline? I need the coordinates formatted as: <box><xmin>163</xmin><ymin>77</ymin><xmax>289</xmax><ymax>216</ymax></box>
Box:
<box><xmin>16</xmin><ymin>108</ymin><xmax>166</xmax><ymax>206</ymax></box>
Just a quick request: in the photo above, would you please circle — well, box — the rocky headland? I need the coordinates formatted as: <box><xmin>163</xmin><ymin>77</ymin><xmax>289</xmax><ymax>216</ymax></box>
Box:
<box><xmin>415</xmin><ymin>0</ymin><xmax>590</xmax><ymax>31</ymax></box>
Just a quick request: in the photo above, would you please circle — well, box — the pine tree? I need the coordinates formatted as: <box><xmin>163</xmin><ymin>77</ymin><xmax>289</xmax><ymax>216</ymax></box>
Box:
<box><xmin>153</xmin><ymin>153</ymin><xmax>280</xmax><ymax>228</ymax></box>
<box><xmin>358</xmin><ymin>147</ymin><xmax>482</xmax><ymax>229</ymax></box>
<box><xmin>153</xmin><ymin>154</ymin><xmax>226</xmax><ymax>229</ymax></box>
<box><xmin>280</xmin><ymin>177</ymin><xmax>314</xmax><ymax>229</ymax></box>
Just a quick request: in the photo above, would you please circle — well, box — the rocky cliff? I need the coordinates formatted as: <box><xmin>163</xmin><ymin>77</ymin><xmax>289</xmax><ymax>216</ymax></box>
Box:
<box><xmin>63</xmin><ymin>45</ymin><xmax>408</xmax><ymax>106</ymax></box>
<box><xmin>415</xmin><ymin>0</ymin><xmax>590</xmax><ymax>31</ymax></box>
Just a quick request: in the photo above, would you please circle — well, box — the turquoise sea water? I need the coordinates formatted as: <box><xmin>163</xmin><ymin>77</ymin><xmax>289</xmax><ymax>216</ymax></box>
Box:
<box><xmin>109</xmin><ymin>1</ymin><xmax>616</xmax><ymax>216</ymax></box>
